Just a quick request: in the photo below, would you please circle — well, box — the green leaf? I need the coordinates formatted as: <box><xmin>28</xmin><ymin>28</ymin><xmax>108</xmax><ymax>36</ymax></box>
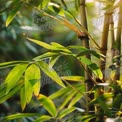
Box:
<box><xmin>33</xmin><ymin>52</ymin><xmax>58</xmax><ymax>61</ymax></box>
<box><xmin>79</xmin><ymin>57</ymin><xmax>103</xmax><ymax>79</ymax></box>
<box><xmin>0</xmin><ymin>61</ymin><xmax>29</xmax><ymax>69</ymax></box>
<box><xmin>49</xmin><ymin>87</ymin><xmax>71</xmax><ymax>100</ymax></box>
<box><xmin>27</xmin><ymin>38</ymin><xmax>54</xmax><ymax>50</ymax></box>
<box><xmin>34</xmin><ymin>115</ymin><xmax>52</xmax><ymax>122</ymax></box>
<box><xmin>68</xmin><ymin>92</ymin><xmax>83</xmax><ymax>108</ymax></box>
<box><xmin>5</xmin><ymin>64</ymin><xmax>28</xmax><ymax>93</ymax></box>
<box><xmin>2</xmin><ymin>113</ymin><xmax>41</xmax><ymax>122</ymax></box>
<box><xmin>0</xmin><ymin>80</ymin><xmax>23</xmax><ymax>104</ymax></box>
<box><xmin>51</xmin><ymin>42</ymin><xmax>72</xmax><ymax>53</ymax></box>
<box><xmin>39</xmin><ymin>61</ymin><xmax>65</xmax><ymax>88</ymax></box>
<box><xmin>81</xmin><ymin>115</ymin><xmax>96</xmax><ymax>122</ymax></box>
<box><xmin>61</xmin><ymin>76</ymin><xmax>84</xmax><ymax>82</ymax></box>
<box><xmin>58</xmin><ymin>90</ymin><xmax>77</xmax><ymax>110</ymax></box>
<box><xmin>25</xmin><ymin>64</ymin><xmax>41</xmax><ymax>103</ymax></box>
<box><xmin>58</xmin><ymin>107</ymin><xmax>76</xmax><ymax>119</ymax></box>
<box><xmin>6</xmin><ymin>3</ymin><xmax>22</xmax><ymax>27</ymax></box>
<box><xmin>49</xmin><ymin>55</ymin><xmax>60</xmax><ymax>68</ymax></box>
<box><xmin>48</xmin><ymin>2</ymin><xmax>61</xmax><ymax>13</ymax></box>
<box><xmin>39</xmin><ymin>0</ymin><xmax>50</xmax><ymax>9</ymax></box>
<box><xmin>37</xmin><ymin>94</ymin><xmax>57</xmax><ymax>117</ymax></box>
<box><xmin>20</xmin><ymin>86</ymin><xmax>26</xmax><ymax>111</ymax></box>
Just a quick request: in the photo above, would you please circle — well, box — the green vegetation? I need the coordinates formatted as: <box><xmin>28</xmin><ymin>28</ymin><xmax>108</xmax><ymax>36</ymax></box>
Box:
<box><xmin>0</xmin><ymin>0</ymin><xmax>122</xmax><ymax>121</ymax></box>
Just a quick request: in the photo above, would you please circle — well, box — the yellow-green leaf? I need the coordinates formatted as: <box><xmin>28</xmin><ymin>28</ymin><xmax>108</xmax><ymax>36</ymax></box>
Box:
<box><xmin>58</xmin><ymin>107</ymin><xmax>76</xmax><ymax>119</ymax></box>
<box><xmin>39</xmin><ymin>61</ymin><xmax>65</xmax><ymax>88</ymax></box>
<box><xmin>79</xmin><ymin>57</ymin><xmax>103</xmax><ymax>79</ymax></box>
<box><xmin>61</xmin><ymin>76</ymin><xmax>84</xmax><ymax>82</ymax></box>
<box><xmin>25</xmin><ymin>64</ymin><xmax>41</xmax><ymax>103</ymax></box>
<box><xmin>34</xmin><ymin>115</ymin><xmax>52</xmax><ymax>122</ymax></box>
<box><xmin>20</xmin><ymin>87</ymin><xmax>26</xmax><ymax>111</ymax></box>
<box><xmin>5</xmin><ymin>64</ymin><xmax>28</xmax><ymax>93</ymax></box>
<box><xmin>37</xmin><ymin>94</ymin><xmax>57</xmax><ymax>117</ymax></box>
<box><xmin>6</xmin><ymin>4</ymin><xmax>22</xmax><ymax>27</ymax></box>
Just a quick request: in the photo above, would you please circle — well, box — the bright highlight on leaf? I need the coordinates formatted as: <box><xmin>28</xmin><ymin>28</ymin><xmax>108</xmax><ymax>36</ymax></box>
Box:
<box><xmin>25</xmin><ymin>64</ymin><xmax>41</xmax><ymax>103</ymax></box>
<box><xmin>37</xmin><ymin>94</ymin><xmax>57</xmax><ymax>117</ymax></box>
<box><xmin>5</xmin><ymin>64</ymin><xmax>28</xmax><ymax>93</ymax></box>
<box><xmin>39</xmin><ymin>61</ymin><xmax>65</xmax><ymax>88</ymax></box>
<box><xmin>6</xmin><ymin>4</ymin><xmax>22</xmax><ymax>27</ymax></box>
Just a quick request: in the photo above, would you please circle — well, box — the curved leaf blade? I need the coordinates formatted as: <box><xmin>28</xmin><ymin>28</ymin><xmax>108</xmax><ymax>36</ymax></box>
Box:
<box><xmin>25</xmin><ymin>64</ymin><xmax>41</xmax><ymax>103</ymax></box>
<box><xmin>79</xmin><ymin>57</ymin><xmax>103</xmax><ymax>79</ymax></box>
<box><xmin>5</xmin><ymin>64</ymin><xmax>28</xmax><ymax>93</ymax></box>
<box><xmin>34</xmin><ymin>115</ymin><xmax>52</xmax><ymax>122</ymax></box>
<box><xmin>2</xmin><ymin>113</ymin><xmax>41</xmax><ymax>122</ymax></box>
<box><xmin>37</xmin><ymin>94</ymin><xmax>57</xmax><ymax>117</ymax></box>
<box><xmin>39</xmin><ymin>61</ymin><xmax>65</xmax><ymax>88</ymax></box>
<box><xmin>6</xmin><ymin>4</ymin><xmax>22</xmax><ymax>27</ymax></box>
<box><xmin>58</xmin><ymin>107</ymin><xmax>76</xmax><ymax>119</ymax></box>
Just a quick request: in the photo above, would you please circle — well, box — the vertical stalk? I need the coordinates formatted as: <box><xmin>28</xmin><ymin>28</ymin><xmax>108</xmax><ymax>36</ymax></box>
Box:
<box><xmin>100</xmin><ymin>11</ymin><xmax>111</xmax><ymax>72</ymax></box>
<box><xmin>114</xmin><ymin>6</ymin><xmax>122</xmax><ymax>80</ymax></box>
<box><xmin>98</xmin><ymin>9</ymin><xmax>113</xmax><ymax>121</ymax></box>
<box><xmin>80</xmin><ymin>0</ymin><xmax>95</xmax><ymax>119</ymax></box>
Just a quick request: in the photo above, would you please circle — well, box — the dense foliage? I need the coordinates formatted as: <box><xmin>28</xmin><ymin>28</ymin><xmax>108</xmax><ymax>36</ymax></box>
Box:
<box><xmin>0</xmin><ymin>0</ymin><xmax>122</xmax><ymax>122</ymax></box>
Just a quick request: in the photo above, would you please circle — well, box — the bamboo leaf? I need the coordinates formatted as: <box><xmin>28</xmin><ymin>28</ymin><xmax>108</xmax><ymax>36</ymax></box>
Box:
<box><xmin>25</xmin><ymin>64</ymin><xmax>41</xmax><ymax>103</ymax></box>
<box><xmin>79</xmin><ymin>57</ymin><xmax>103</xmax><ymax>79</ymax></box>
<box><xmin>58</xmin><ymin>90</ymin><xmax>77</xmax><ymax>110</ymax></box>
<box><xmin>58</xmin><ymin>107</ymin><xmax>76</xmax><ymax>119</ymax></box>
<box><xmin>33</xmin><ymin>52</ymin><xmax>58</xmax><ymax>61</ymax></box>
<box><xmin>40</xmin><ymin>0</ymin><xmax>50</xmax><ymax>9</ymax></box>
<box><xmin>5</xmin><ymin>64</ymin><xmax>28</xmax><ymax>93</ymax></box>
<box><xmin>39</xmin><ymin>61</ymin><xmax>65</xmax><ymax>88</ymax></box>
<box><xmin>68</xmin><ymin>92</ymin><xmax>83</xmax><ymax>108</ymax></box>
<box><xmin>27</xmin><ymin>38</ymin><xmax>54</xmax><ymax>50</ymax></box>
<box><xmin>2</xmin><ymin>113</ymin><xmax>41</xmax><ymax>122</ymax></box>
<box><xmin>51</xmin><ymin>42</ymin><xmax>72</xmax><ymax>53</ymax></box>
<box><xmin>37</xmin><ymin>94</ymin><xmax>57</xmax><ymax>117</ymax></box>
<box><xmin>0</xmin><ymin>80</ymin><xmax>23</xmax><ymax>104</ymax></box>
<box><xmin>49</xmin><ymin>87</ymin><xmax>71</xmax><ymax>100</ymax></box>
<box><xmin>0</xmin><ymin>61</ymin><xmax>29</xmax><ymax>69</ymax></box>
<box><xmin>20</xmin><ymin>86</ymin><xmax>26</xmax><ymax>111</ymax></box>
<box><xmin>6</xmin><ymin>4</ymin><xmax>22</xmax><ymax>27</ymax></box>
<box><xmin>34</xmin><ymin>115</ymin><xmax>52</xmax><ymax>122</ymax></box>
<box><xmin>49</xmin><ymin>55</ymin><xmax>60</xmax><ymax>68</ymax></box>
<box><xmin>61</xmin><ymin>76</ymin><xmax>84</xmax><ymax>82</ymax></box>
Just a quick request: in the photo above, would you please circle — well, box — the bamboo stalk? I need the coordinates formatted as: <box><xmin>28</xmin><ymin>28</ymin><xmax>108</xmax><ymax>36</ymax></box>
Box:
<box><xmin>114</xmin><ymin>5</ymin><xmax>122</xmax><ymax>80</ymax></box>
<box><xmin>79</xmin><ymin>0</ymin><xmax>95</xmax><ymax>119</ymax></box>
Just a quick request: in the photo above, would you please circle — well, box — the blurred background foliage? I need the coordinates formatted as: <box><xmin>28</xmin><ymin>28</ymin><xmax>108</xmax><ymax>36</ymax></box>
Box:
<box><xmin>0</xmin><ymin>0</ymin><xmax>87</xmax><ymax>119</ymax></box>
<box><xmin>0</xmin><ymin>0</ymin><xmax>111</xmax><ymax>121</ymax></box>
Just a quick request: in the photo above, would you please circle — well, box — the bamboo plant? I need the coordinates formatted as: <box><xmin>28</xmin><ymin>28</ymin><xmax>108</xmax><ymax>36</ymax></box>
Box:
<box><xmin>0</xmin><ymin>0</ymin><xmax>122</xmax><ymax>122</ymax></box>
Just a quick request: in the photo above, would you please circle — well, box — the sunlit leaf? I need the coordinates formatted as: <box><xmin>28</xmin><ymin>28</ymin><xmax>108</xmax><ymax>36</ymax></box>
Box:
<box><xmin>33</xmin><ymin>52</ymin><xmax>58</xmax><ymax>61</ymax></box>
<box><xmin>51</xmin><ymin>42</ymin><xmax>72</xmax><ymax>53</ymax></box>
<box><xmin>20</xmin><ymin>86</ymin><xmax>26</xmax><ymax>111</ymax></box>
<box><xmin>34</xmin><ymin>115</ymin><xmax>52</xmax><ymax>122</ymax></box>
<box><xmin>49</xmin><ymin>87</ymin><xmax>71</xmax><ymax>100</ymax></box>
<box><xmin>0</xmin><ymin>80</ymin><xmax>23</xmax><ymax>104</ymax></box>
<box><xmin>25</xmin><ymin>64</ymin><xmax>41</xmax><ymax>103</ymax></box>
<box><xmin>58</xmin><ymin>107</ymin><xmax>76</xmax><ymax>119</ymax></box>
<box><xmin>2</xmin><ymin>113</ymin><xmax>41</xmax><ymax>122</ymax></box>
<box><xmin>61</xmin><ymin>76</ymin><xmax>84</xmax><ymax>82</ymax></box>
<box><xmin>37</xmin><ymin>94</ymin><xmax>57</xmax><ymax>117</ymax></box>
<box><xmin>27</xmin><ymin>38</ymin><xmax>53</xmax><ymax>50</ymax></box>
<box><xmin>0</xmin><ymin>61</ymin><xmax>29</xmax><ymax>69</ymax></box>
<box><xmin>58</xmin><ymin>90</ymin><xmax>77</xmax><ymax>110</ymax></box>
<box><xmin>6</xmin><ymin>3</ymin><xmax>22</xmax><ymax>27</ymax></box>
<box><xmin>49</xmin><ymin>55</ymin><xmax>60</xmax><ymax>68</ymax></box>
<box><xmin>5</xmin><ymin>64</ymin><xmax>28</xmax><ymax>93</ymax></box>
<box><xmin>39</xmin><ymin>61</ymin><xmax>65</xmax><ymax>87</ymax></box>
<box><xmin>79</xmin><ymin>57</ymin><xmax>103</xmax><ymax>79</ymax></box>
<box><xmin>68</xmin><ymin>92</ymin><xmax>83</xmax><ymax>108</ymax></box>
